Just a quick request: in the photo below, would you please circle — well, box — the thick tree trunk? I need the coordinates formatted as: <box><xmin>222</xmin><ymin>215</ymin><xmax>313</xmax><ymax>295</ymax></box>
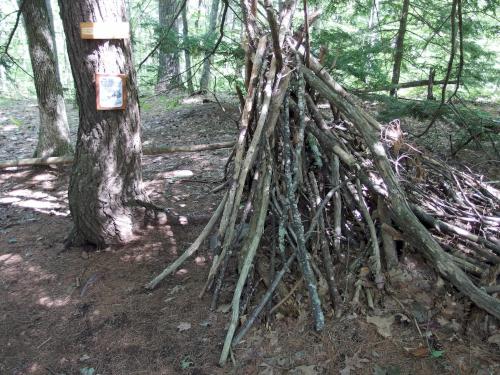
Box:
<box><xmin>20</xmin><ymin>0</ymin><xmax>72</xmax><ymax>158</ymax></box>
<box><xmin>157</xmin><ymin>0</ymin><xmax>181</xmax><ymax>92</ymax></box>
<box><xmin>58</xmin><ymin>0</ymin><xmax>148</xmax><ymax>247</ymax></box>
<box><xmin>181</xmin><ymin>3</ymin><xmax>194</xmax><ymax>94</ymax></box>
<box><xmin>390</xmin><ymin>0</ymin><xmax>410</xmax><ymax>97</ymax></box>
<box><xmin>199</xmin><ymin>0</ymin><xmax>220</xmax><ymax>91</ymax></box>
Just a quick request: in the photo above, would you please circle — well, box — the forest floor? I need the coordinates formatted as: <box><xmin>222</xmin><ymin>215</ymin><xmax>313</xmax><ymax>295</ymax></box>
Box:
<box><xmin>0</xmin><ymin>94</ymin><xmax>499</xmax><ymax>375</ymax></box>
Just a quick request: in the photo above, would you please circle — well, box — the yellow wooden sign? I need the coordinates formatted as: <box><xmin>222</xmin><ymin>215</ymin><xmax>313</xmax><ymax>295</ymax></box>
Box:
<box><xmin>80</xmin><ymin>22</ymin><xmax>130</xmax><ymax>39</ymax></box>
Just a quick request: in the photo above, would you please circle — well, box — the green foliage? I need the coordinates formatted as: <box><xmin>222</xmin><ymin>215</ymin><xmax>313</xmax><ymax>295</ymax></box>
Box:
<box><xmin>310</xmin><ymin>0</ymin><xmax>499</xmax><ymax>101</ymax></box>
<box><xmin>430</xmin><ymin>350</ymin><xmax>445</xmax><ymax>359</ymax></box>
<box><xmin>0</xmin><ymin>0</ymin><xmax>497</xmax><ymax>105</ymax></box>
<box><xmin>180</xmin><ymin>356</ymin><xmax>194</xmax><ymax>369</ymax></box>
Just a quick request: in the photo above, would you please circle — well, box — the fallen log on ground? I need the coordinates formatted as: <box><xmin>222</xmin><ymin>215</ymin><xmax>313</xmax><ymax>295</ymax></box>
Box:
<box><xmin>0</xmin><ymin>141</ymin><xmax>235</xmax><ymax>169</ymax></box>
<box><xmin>354</xmin><ymin>79</ymin><xmax>458</xmax><ymax>93</ymax></box>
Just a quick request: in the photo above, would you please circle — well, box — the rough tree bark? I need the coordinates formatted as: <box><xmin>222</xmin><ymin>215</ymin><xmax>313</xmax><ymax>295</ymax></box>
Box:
<box><xmin>58</xmin><ymin>0</ymin><xmax>149</xmax><ymax>247</ymax></box>
<box><xmin>20</xmin><ymin>0</ymin><xmax>72</xmax><ymax>158</ymax></box>
<box><xmin>390</xmin><ymin>0</ymin><xmax>410</xmax><ymax>97</ymax></box>
<box><xmin>199</xmin><ymin>0</ymin><xmax>220</xmax><ymax>91</ymax></box>
<box><xmin>157</xmin><ymin>0</ymin><xmax>181</xmax><ymax>92</ymax></box>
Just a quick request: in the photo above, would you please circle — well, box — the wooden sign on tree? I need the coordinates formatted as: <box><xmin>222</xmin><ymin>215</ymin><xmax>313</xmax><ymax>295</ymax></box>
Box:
<box><xmin>95</xmin><ymin>73</ymin><xmax>127</xmax><ymax>110</ymax></box>
<box><xmin>80</xmin><ymin>22</ymin><xmax>130</xmax><ymax>39</ymax></box>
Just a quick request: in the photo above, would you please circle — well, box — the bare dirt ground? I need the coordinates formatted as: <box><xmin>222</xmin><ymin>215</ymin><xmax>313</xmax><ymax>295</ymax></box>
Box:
<box><xmin>1</xmin><ymin>95</ymin><xmax>499</xmax><ymax>375</ymax></box>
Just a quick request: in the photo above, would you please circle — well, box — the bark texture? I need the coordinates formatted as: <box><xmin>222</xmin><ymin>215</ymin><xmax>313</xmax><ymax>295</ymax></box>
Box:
<box><xmin>199</xmin><ymin>0</ymin><xmax>220</xmax><ymax>90</ymax></box>
<box><xmin>390</xmin><ymin>0</ymin><xmax>410</xmax><ymax>97</ymax></box>
<box><xmin>58</xmin><ymin>0</ymin><xmax>147</xmax><ymax>246</ymax></box>
<box><xmin>157</xmin><ymin>0</ymin><xmax>181</xmax><ymax>92</ymax></box>
<box><xmin>20</xmin><ymin>0</ymin><xmax>72</xmax><ymax>158</ymax></box>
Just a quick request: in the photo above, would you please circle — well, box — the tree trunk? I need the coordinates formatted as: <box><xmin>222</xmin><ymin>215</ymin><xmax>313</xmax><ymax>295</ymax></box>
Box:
<box><xmin>181</xmin><ymin>3</ymin><xmax>194</xmax><ymax>94</ymax></box>
<box><xmin>0</xmin><ymin>64</ymin><xmax>6</xmax><ymax>94</ymax></box>
<box><xmin>58</xmin><ymin>0</ymin><xmax>148</xmax><ymax>247</ymax></box>
<box><xmin>367</xmin><ymin>0</ymin><xmax>380</xmax><ymax>46</ymax></box>
<box><xmin>44</xmin><ymin>0</ymin><xmax>59</xmax><ymax>73</ymax></box>
<box><xmin>199</xmin><ymin>0</ymin><xmax>220</xmax><ymax>91</ymax></box>
<box><xmin>20</xmin><ymin>0</ymin><xmax>72</xmax><ymax>158</ymax></box>
<box><xmin>427</xmin><ymin>67</ymin><xmax>435</xmax><ymax>100</ymax></box>
<box><xmin>390</xmin><ymin>0</ymin><xmax>410</xmax><ymax>97</ymax></box>
<box><xmin>157</xmin><ymin>0</ymin><xmax>181</xmax><ymax>92</ymax></box>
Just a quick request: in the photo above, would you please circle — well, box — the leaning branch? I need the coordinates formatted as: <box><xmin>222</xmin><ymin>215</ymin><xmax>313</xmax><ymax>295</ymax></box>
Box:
<box><xmin>354</xmin><ymin>79</ymin><xmax>458</xmax><ymax>93</ymax></box>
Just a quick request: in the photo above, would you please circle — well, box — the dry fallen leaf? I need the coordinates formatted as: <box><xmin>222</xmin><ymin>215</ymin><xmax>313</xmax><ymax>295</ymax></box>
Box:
<box><xmin>258</xmin><ymin>362</ymin><xmax>274</xmax><ymax>375</ymax></box>
<box><xmin>289</xmin><ymin>364</ymin><xmax>320</xmax><ymax>375</ymax></box>
<box><xmin>487</xmin><ymin>333</ymin><xmax>500</xmax><ymax>347</ymax></box>
<box><xmin>169</xmin><ymin>285</ymin><xmax>185</xmax><ymax>295</ymax></box>
<box><xmin>340</xmin><ymin>351</ymin><xmax>369</xmax><ymax>375</ymax></box>
<box><xmin>177</xmin><ymin>322</ymin><xmax>191</xmax><ymax>332</ymax></box>
<box><xmin>367</xmin><ymin>315</ymin><xmax>395</xmax><ymax>338</ymax></box>
<box><xmin>408</xmin><ymin>346</ymin><xmax>428</xmax><ymax>358</ymax></box>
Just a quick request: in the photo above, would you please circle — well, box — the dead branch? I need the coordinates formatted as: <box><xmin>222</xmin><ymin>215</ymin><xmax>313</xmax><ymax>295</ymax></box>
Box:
<box><xmin>0</xmin><ymin>142</ymin><xmax>235</xmax><ymax>169</ymax></box>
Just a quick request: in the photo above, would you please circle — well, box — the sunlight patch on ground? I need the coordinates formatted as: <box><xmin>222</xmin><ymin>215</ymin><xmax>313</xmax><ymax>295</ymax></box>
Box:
<box><xmin>0</xmin><ymin>253</ymin><xmax>23</xmax><ymax>265</ymax></box>
<box><xmin>0</xmin><ymin>171</ymin><xmax>31</xmax><ymax>184</ymax></box>
<box><xmin>27</xmin><ymin>362</ymin><xmax>41</xmax><ymax>373</ymax></box>
<box><xmin>6</xmin><ymin>189</ymin><xmax>58</xmax><ymax>200</ymax></box>
<box><xmin>0</xmin><ymin>196</ymin><xmax>20</xmax><ymax>204</ymax></box>
<box><xmin>158</xmin><ymin>170</ymin><xmax>194</xmax><ymax>179</ymax></box>
<box><xmin>120</xmin><ymin>242</ymin><xmax>163</xmax><ymax>263</ymax></box>
<box><xmin>1</xmin><ymin>254</ymin><xmax>57</xmax><ymax>284</ymax></box>
<box><xmin>181</xmin><ymin>96</ymin><xmax>205</xmax><ymax>105</ymax></box>
<box><xmin>1</xmin><ymin>124</ymin><xmax>18</xmax><ymax>132</ymax></box>
<box><xmin>160</xmin><ymin>225</ymin><xmax>178</xmax><ymax>255</ymax></box>
<box><xmin>194</xmin><ymin>256</ymin><xmax>206</xmax><ymax>265</ymax></box>
<box><xmin>30</xmin><ymin>173</ymin><xmax>57</xmax><ymax>182</ymax></box>
<box><xmin>175</xmin><ymin>268</ymin><xmax>188</xmax><ymax>276</ymax></box>
<box><xmin>0</xmin><ymin>187</ymin><xmax>68</xmax><ymax>215</ymax></box>
<box><xmin>16</xmin><ymin>199</ymin><xmax>62</xmax><ymax>210</ymax></box>
<box><xmin>38</xmin><ymin>296</ymin><xmax>69</xmax><ymax>308</ymax></box>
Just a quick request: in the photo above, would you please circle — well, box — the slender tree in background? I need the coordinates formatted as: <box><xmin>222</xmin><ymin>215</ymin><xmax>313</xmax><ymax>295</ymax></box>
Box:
<box><xmin>390</xmin><ymin>0</ymin><xmax>410</xmax><ymax>97</ymax></box>
<box><xmin>58</xmin><ymin>0</ymin><xmax>149</xmax><ymax>246</ymax></box>
<box><xmin>182</xmin><ymin>2</ymin><xmax>194</xmax><ymax>94</ymax></box>
<box><xmin>0</xmin><ymin>63</ymin><xmax>6</xmax><ymax>93</ymax></box>
<box><xmin>157</xmin><ymin>0</ymin><xmax>181</xmax><ymax>92</ymax></box>
<box><xmin>199</xmin><ymin>0</ymin><xmax>220</xmax><ymax>91</ymax></box>
<box><xmin>44</xmin><ymin>0</ymin><xmax>58</xmax><ymax>65</ymax></box>
<box><xmin>19</xmin><ymin>0</ymin><xmax>72</xmax><ymax>157</ymax></box>
<box><xmin>367</xmin><ymin>0</ymin><xmax>380</xmax><ymax>46</ymax></box>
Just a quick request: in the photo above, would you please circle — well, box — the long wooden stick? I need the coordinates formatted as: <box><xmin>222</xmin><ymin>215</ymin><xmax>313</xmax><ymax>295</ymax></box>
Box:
<box><xmin>355</xmin><ymin>178</ymin><xmax>384</xmax><ymax>288</ymax></box>
<box><xmin>219</xmin><ymin>159</ymin><xmax>272</xmax><ymax>366</ymax></box>
<box><xmin>0</xmin><ymin>141</ymin><xmax>235</xmax><ymax>169</ymax></box>
<box><xmin>354</xmin><ymin>79</ymin><xmax>458</xmax><ymax>93</ymax></box>
<box><xmin>283</xmin><ymin>91</ymin><xmax>325</xmax><ymax>332</ymax></box>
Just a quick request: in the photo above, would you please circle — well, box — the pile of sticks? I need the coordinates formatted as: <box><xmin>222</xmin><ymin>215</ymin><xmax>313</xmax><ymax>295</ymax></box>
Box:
<box><xmin>145</xmin><ymin>0</ymin><xmax>500</xmax><ymax>365</ymax></box>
